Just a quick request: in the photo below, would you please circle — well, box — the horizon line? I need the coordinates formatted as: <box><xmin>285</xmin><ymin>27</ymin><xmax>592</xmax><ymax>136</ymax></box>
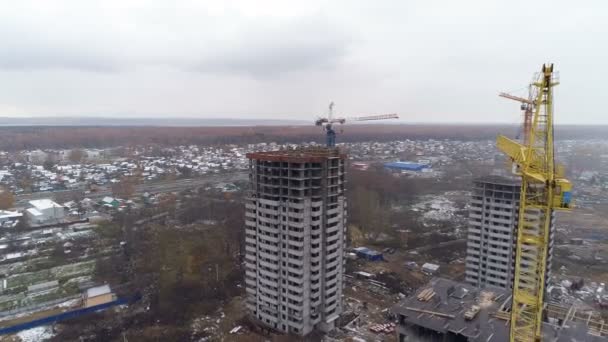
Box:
<box><xmin>0</xmin><ymin>117</ymin><xmax>604</xmax><ymax>127</ymax></box>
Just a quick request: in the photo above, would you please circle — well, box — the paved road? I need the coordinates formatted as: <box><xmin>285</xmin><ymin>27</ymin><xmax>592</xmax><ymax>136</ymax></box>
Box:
<box><xmin>16</xmin><ymin>172</ymin><xmax>248</xmax><ymax>204</ymax></box>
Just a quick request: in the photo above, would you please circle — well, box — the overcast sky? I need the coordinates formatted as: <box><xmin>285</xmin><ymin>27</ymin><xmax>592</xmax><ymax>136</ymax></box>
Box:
<box><xmin>0</xmin><ymin>0</ymin><xmax>606</xmax><ymax>124</ymax></box>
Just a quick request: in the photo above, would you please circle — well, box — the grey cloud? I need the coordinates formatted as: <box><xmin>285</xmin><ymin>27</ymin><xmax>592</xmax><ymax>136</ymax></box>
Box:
<box><xmin>1</xmin><ymin>0</ymin><xmax>607</xmax><ymax>123</ymax></box>
<box><xmin>0</xmin><ymin>25</ymin><xmax>123</xmax><ymax>72</ymax></box>
<box><xmin>0</xmin><ymin>13</ymin><xmax>350</xmax><ymax>77</ymax></box>
<box><xmin>176</xmin><ymin>16</ymin><xmax>351</xmax><ymax>78</ymax></box>
<box><xmin>195</xmin><ymin>39</ymin><xmax>347</xmax><ymax>78</ymax></box>
<box><xmin>0</xmin><ymin>47</ymin><xmax>121</xmax><ymax>72</ymax></box>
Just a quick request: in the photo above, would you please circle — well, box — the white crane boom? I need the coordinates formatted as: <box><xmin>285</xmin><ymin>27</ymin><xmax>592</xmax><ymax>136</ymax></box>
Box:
<box><xmin>349</xmin><ymin>113</ymin><xmax>399</xmax><ymax>122</ymax></box>
<box><xmin>499</xmin><ymin>92</ymin><xmax>535</xmax><ymax>105</ymax></box>
<box><xmin>315</xmin><ymin>102</ymin><xmax>399</xmax><ymax>146</ymax></box>
<box><xmin>321</xmin><ymin>113</ymin><xmax>399</xmax><ymax>125</ymax></box>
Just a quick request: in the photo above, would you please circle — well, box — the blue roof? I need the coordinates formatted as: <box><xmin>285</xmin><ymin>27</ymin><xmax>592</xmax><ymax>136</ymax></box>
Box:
<box><xmin>384</xmin><ymin>161</ymin><xmax>429</xmax><ymax>171</ymax></box>
<box><xmin>354</xmin><ymin>247</ymin><xmax>382</xmax><ymax>256</ymax></box>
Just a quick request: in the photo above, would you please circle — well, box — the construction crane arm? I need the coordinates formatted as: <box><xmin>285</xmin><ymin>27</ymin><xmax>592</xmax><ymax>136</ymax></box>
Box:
<box><xmin>497</xmin><ymin>134</ymin><xmax>528</xmax><ymax>165</ymax></box>
<box><xmin>348</xmin><ymin>113</ymin><xmax>399</xmax><ymax>122</ymax></box>
<box><xmin>497</xmin><ymin>135</ymin><xmax>548</xmax><ymax>183</ymax></box>
<box><xmin>315</xmin><ymin>103</ymin><xmax>398</xmax><ymax>146</ymax></box>
<box><xmin>321</xmin><ymin>113</ymin><xmax>399</xmax><ymax>125</ymax></box>
<box><xmin>499</xmin><ymin>92</ymin><xmax>535</xmax><ymax>105</ymax></box>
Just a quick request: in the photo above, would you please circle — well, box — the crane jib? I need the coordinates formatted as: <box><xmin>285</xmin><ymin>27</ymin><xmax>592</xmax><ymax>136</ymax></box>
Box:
<box><xmin>315</xmin><ymin>103</ymin><xmax>399</xmax><ymax>146</ymax></box>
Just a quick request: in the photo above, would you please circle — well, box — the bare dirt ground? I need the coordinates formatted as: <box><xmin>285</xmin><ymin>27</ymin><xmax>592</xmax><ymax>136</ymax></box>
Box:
<box><xmin>553</xmin><ymin>207</ymin><xmax>608</xmax><ymax>283</ymax></box>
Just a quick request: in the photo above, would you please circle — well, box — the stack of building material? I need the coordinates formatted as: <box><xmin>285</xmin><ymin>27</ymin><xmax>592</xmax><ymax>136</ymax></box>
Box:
<box><xmin>464</xmin><ymin>305</ymin><xmax>480</xmax><ymax>320</ymax></box>
<box><xmin>369</xmin><ymin>323</ymin><xmax>396</xmax><ymax>334</ymax></box>
<box><xmin>417</xmin><ymin>288</ymin><xmax>435</xmax><ymax>301</ymax></box>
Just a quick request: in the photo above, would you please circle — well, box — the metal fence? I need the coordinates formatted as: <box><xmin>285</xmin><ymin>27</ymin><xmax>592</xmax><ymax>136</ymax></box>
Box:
<box><xmin>0</xmin><ymin>295</ymin><xmax>81</xmax><ymax>318</ymax></box>
<box><xmin>0</xmin><ymin>294</ymin><xmax>140</xmax><ymax>336</ymax></box>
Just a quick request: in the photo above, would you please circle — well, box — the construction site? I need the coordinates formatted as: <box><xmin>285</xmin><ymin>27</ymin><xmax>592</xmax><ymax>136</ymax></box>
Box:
<box><xmin>2</xmin><ymin>0</ymin><xmax>608</xmax><ymax>339</ymax></box>
<box><xmin>0</xmin><ymin>59</ymin><xmax>606</xmax><ymax>341</ymax></box>
<box><xmin>206</xmin><ymin>64</ymin><xmax>605</xmax><ymax>342</ymax></box>
<box><xmin>393</xmin><ymin>277</ymin><xmax>607</xmax><ymax>342</ymax></box>
<box><xmin>331</xmin><ymin>64</ymin><xmax>604</xmax><ymax>342</ymax></box>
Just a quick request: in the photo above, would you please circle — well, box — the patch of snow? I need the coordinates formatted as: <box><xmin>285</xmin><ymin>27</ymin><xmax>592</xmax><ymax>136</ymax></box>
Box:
<box><xmin>58</xmin><ymin>298</ymin><xmax>81</xmax><ymax>308</ymax></box>
<box><xmin>412</xmin><ymin>195</ymin><xmax>457</xmax><ymax>221</ymax></box>
<box><xmin>17</xmin><ymin>326</ymin><xmax>55</xmax><ymax>342</ymax></box>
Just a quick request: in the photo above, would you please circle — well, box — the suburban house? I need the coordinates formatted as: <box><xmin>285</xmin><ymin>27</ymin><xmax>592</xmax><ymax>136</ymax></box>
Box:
<box><xmin>100</xmin><ymin>196</ymin><xmax>120</xmax><ymax>208</ymax></box>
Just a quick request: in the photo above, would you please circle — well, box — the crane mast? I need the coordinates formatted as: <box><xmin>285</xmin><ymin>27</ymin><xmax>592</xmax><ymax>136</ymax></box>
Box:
<box><xmin>497</xmin><ymin>64</ymin><xmax>572</xmax><ymax>342</ymax></box>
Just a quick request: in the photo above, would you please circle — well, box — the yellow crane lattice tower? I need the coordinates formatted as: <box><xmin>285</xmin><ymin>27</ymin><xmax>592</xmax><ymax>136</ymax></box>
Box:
<box><xmin>496</xmin><ymin>63</ymin><xmax>572</xmax><ymax>342</ymax></box>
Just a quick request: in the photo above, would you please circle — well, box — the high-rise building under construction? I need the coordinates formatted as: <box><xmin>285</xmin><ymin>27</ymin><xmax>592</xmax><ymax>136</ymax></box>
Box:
<box><xmin>465</xmin><ymin>176</ymin><xmax>554</xmax><ymax>291</ymax></box>
<box><xmin>244</xmin><ymin>147</ymin><xmax>346</xmax><ymax>335</ymax></box>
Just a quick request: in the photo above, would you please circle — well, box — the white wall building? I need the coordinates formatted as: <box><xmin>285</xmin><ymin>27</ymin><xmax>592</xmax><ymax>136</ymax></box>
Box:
<box><xmin>245</xmin><ymin>148</ymin><xmax>347</xmax><ymax>336</ymax></box>
<box><xmin>26</xmin><ymin>199</ymin><xmax>65</xmax><ymax>224</ymax></box>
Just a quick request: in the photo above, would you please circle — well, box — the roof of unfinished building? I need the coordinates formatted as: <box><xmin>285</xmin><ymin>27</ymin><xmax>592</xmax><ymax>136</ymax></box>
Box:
<box><xmin>246</xmin><ymin>147</ymin><xmax>346</xmax><ymax>162</ymax></box>
<box><xmin>393</xmin><ymin>277</ymin><xmax>511</xmax><ymax>341</ymax></box>
<box><xmin>474</xmin><ymin>175</ymin><xmax>521</xmax><ymax>186</ymax></box>
<box><xmin>393</xmin><ymin>278</ymin><xmax>607</xmax><ymax>341</ymax></box>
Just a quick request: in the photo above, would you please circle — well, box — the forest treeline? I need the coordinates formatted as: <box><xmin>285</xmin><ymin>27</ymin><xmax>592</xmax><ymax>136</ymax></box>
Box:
<box><xmin>0</xmin><ymin>124</ymin><xmax>605</xmax><ymax>151</ymax></box>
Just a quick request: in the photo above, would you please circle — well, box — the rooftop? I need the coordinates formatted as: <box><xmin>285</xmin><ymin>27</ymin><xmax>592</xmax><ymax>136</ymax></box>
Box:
<box><xmin>384</xmin><ymin>161</ymin><xmax>429</xmax><ymax>171</ymax></box>
<box><xmin>393</xmin><ymin>278</ymin><xmax>607</xmax><ymax>341</ymax></box>
<box><xmin>474</xmin><ymin>175</ymin><xmax>520</xmax><ymax>186</ymax></box>
<box><xmin>26</xmin><ymin>208</ymin><xmax>43</xmax><ymax>216</ymax></box>
<box><xmin>28</xmin><ymin>199</ymin><xmax>64</xmax><ymax>211</ymax></box>
<box><xmin>86</xmin><ymin>284</ymin><xmax>111</xmax><ymax>298</ymax></box>
<box><xmin>246</xmin><ymin>147</ymin><xmax>345</xmax><ymax>162</ymax></box>
<box><xmin>393</xmin><ymin>277</ymin><xmax>510</xmax><ymax>341</ymax></box>
<box><xmin>0</xmin><ymin>210</ymin><xmax>22</xmax><ymax>219</ymax></box>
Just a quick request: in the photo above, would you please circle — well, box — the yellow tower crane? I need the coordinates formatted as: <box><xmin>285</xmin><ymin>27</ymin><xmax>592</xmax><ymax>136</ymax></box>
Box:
<box><xmin>496</xmin><ymin>63</ymin><xmax>572</xmax><ymax>342</ymax></box>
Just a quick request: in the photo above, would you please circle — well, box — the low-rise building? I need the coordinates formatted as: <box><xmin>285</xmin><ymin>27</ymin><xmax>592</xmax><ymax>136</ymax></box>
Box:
<box><xmin>101</xmin><ymin>196</ymin><xmax>120</xmax><ymax>208</ymax></box>
<box><xmin>421</xmin><ymin>263</ymin><xmax>440</xmax><ymax>275</ymax></box>
<box><xmin>26</xmin><ymin>199</ymin><xmax>65</xmax><ymax>224</ymax></box>
<box><xmin>83</xmin><ymin>284</ymin><xmax>115</xmax><ymax>308</ymax></box>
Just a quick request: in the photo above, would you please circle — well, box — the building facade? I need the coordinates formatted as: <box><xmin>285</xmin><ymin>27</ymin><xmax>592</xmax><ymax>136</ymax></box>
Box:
<box><xmin>244</xmin><ymin>148</ymin><xmax>347</xmax><ymax>335</ymax></box>
<box><xmin>465</xmin><ymin>176</ymin><xmax>554</xmax><ymax>291</ymax></box>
